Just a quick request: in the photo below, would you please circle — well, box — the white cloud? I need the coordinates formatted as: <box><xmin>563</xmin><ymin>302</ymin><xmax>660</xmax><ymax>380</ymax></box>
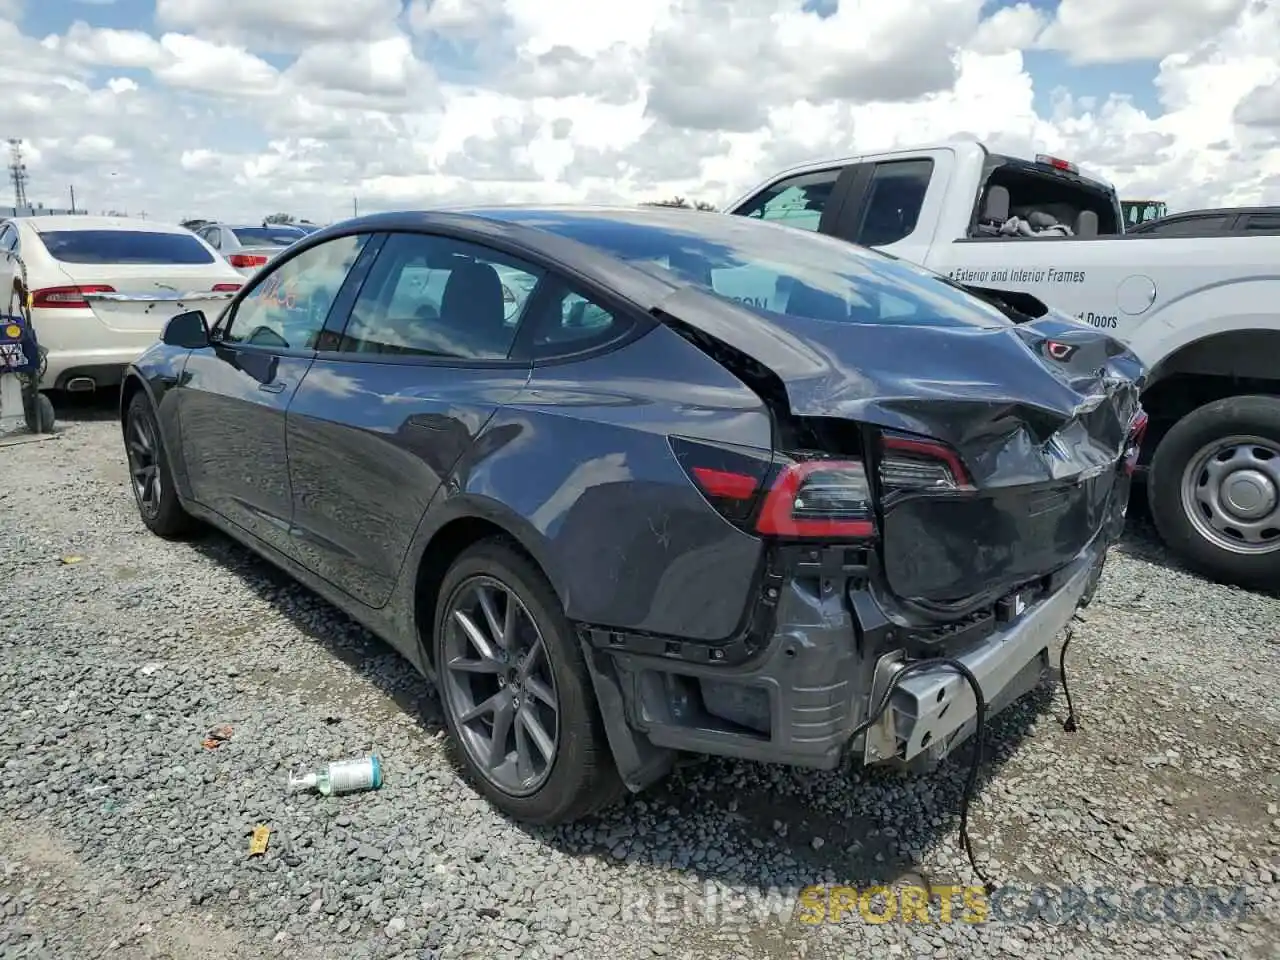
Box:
<box><xmin>1038</xmin><ymin>0</ymin><xmax>1250</xmax><ymax>65</ymax></box>
<box><xmin>155</xmin><ymin>0</ymin><xmax>404</xmax><ymax>50</ymax></box>
<box><xmin>2</xmin><ymin>1</ymin><xmax>1279</xmax><ymax>224</ymax></box>
<box><xmin>970</xmin><ymin>2</ymin><xmax>1046</xmax><ymax>55</ymax></box>
<box><xmin>44</xmin><ymin>21</ymin><xmax>165</xmax><ymax>68</ymax></box>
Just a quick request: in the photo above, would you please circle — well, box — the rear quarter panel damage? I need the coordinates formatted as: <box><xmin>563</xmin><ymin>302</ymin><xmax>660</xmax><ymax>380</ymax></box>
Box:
<box><xmin>435</xmin><ymin>324</ymin><xmax>778</xmax><ymax>642</ymax></box>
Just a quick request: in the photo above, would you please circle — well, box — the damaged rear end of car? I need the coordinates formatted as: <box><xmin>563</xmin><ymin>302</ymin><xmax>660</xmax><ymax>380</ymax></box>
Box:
<box><xmin>498</xmin><ymin>208</ymin><xmax>1146</xmax><ymax>794</ymax></box>
<box><xmin>571</xmin><ymin>235</ymin><xmax>1143</xmax><ymax>795</ymax></box>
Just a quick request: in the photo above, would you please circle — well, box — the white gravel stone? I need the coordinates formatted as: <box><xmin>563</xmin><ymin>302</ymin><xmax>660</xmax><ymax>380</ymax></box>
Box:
<box><xmin>0</xmin><ymin>409</ymin><xmax>1277</xmax><ymax>960</ymax></box>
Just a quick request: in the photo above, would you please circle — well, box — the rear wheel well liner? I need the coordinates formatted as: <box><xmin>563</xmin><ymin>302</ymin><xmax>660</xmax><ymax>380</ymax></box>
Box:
<box><xmin>412</xmin><ymin>514</ymin><xmax>551</xmax><ymax>670</ymax></box>
<box><xmin>119</xmin><ymin>373</ymin><xmax>148</xmax><ymax>433</ymax></box>
<box><xmin>1140</xmin><ymin>329</ymin><xmax>1280</xmax><ymax>464</ymax></box>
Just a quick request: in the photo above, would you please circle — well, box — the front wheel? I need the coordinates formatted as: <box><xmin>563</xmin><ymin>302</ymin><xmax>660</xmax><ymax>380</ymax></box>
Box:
<box><xmin>1148</xmin><ymin>394</ymin><xmax>1280</xmax><ymax>588</ymax></box>
<box><xmin>433</xmin><ymin>538</ymin><xmax>622</xmax><ymax>825</ymax></box>
<box><xmin>124</xmin><ymin>391</ymin><xmax>196</xmax><ymax>539</ymax></box>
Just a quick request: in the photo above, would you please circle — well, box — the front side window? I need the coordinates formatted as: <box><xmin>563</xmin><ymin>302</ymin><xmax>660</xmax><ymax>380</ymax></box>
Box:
<box><xmin>731</xmin><ymin>169</ymin><xmax>841</xmax><ymax>232</ymax></box>
<box><xmin>222</xmin><ymin>234</ymin><xmax>369</xmax><ymax>350</ymax></box>
<box><xmin>339</xmin><ymin>232</ymin><xmax>543</xmax><ymax>360</ymax></box>
<box><xmin>854</xmin><ymin>159</ymin><xmax>934</xmax><ymax>247</ymax></box>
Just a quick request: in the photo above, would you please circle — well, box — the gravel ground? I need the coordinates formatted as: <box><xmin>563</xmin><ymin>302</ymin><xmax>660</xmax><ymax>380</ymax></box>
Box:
<box><xmin>1</xmin><ymin>403</ymin><xmax>1278</xmax><ymax>960</ymax></box>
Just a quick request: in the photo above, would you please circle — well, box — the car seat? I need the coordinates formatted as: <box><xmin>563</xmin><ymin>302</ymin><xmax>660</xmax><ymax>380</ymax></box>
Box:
<box><xmin>438</xmin><ymin>261</ymin><xmax>510</xmax><ymax>357</ymax></box>
<box><xmin>1074</xmin><ymin>210</ymin><xmax>1099</xmax><ymax>238</ymax></box>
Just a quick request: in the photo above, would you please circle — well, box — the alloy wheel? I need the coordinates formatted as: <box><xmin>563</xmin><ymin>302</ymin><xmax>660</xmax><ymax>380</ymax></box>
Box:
<box><xmin>1180</xmin><ymin>434</ymin><xmax>1280</xmax><ymax>555</ymax></box>
<box><xmin>441</xmin><ymin>575</ymin><xmax>561</xmax><ymax>796</ymax></box>
<box><xmin>126</xmin><ymin>411</ymin><xmax>162</xmax><ymax>519</ymax></box>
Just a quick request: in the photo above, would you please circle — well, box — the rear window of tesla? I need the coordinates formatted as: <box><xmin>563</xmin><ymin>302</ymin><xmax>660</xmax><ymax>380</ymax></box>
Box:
<box><xmin>231</xmin><ymin>227</ymin><xmax>306</xmax><ymax>247</ymax></box>
<box><xmin>38</xmin><ymin>230</ymin><xmax>217</xmax><ymax>265</ymax></box>
<box><xmin>495</xmin><ymin>211</ymin><xmax>1013</xmax><ymax>328</ymax></box>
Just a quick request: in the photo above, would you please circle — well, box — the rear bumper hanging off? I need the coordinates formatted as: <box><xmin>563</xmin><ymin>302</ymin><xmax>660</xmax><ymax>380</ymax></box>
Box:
<box><xmin>578</xmin><ymin>532</ymin><xmax>1107</xmax><ymax>793</ymax></box>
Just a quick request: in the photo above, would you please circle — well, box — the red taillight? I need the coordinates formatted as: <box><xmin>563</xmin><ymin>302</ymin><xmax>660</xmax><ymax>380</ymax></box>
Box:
<box><xmin>671</xmin><ymin>436</ymin><xmax>771</xmax><ymax>523</ymax></box>
<box><xmin>212</xmin><ymin>282</ymin><xmax>241</xmax><ymax>292</ymax></box>
<box><xmin>30</xmin><ymin>284</ymin><xmax>115</xmax><ymax>308</ymax></box>
<box><xmin>1123</xmin><ymin>410</ymin><xmax>1149</xmax><ymax>475</ymax></box>
<box><xmin>879</xmin><ymin>433</ymin><xmax>972</xmax><ymax>490</ymax></box>
<box><xmin>691</xmin><ymin>466</ymin><xmax>758</xmax><ymax>501</ymax></box>
<box><xmin>228</xmin><ymin>254</ymin><xmax>268</xmax><ymax>268</ymax></box>
<box><xmin>755</xmin><ymin>459</ymin><xmax>875</xmax><ymax>539</ymax></box>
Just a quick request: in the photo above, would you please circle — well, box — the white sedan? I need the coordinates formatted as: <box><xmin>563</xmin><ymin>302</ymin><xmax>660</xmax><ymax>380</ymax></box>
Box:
<box><xmin>0</xmin><ymin>215</ymin><xmax>244</xmax><ymax>393</ymax></box>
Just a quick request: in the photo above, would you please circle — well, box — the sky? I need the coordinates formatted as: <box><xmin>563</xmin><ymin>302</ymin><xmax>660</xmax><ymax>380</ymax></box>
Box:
<box><xmin>1</xmin><ymin>0</ymin><xmax>1278</xmax><ymax>223</ymax></box>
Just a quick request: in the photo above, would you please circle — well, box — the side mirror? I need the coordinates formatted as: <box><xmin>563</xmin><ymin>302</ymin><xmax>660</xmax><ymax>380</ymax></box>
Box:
<box><xmin>162</xmin><ymin>310</ymin><xmax>210</xmax><ymax>349</ymax></box>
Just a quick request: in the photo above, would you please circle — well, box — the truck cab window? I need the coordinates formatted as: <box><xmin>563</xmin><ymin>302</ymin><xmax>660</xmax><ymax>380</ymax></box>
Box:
<box><xmin>732</xmin><ymin>169</ymin><xmax>840</xmax><ymax>232</ymax></box>
<box><xmin>853</xmin><ymin>159</ymin><xmax>934</xmax><ymax>247</ymax></box>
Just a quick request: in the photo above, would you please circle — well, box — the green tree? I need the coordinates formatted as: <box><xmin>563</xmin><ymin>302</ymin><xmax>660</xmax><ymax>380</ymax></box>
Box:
<box><xmin>264</xmin><ymin>212</ymin><xmax>296</xmax><ymax>224</ymax></box>
<box><xmin>640</xmin><ymin>197</ymin><xmax>716</xmax><ymax>211</ymax></box>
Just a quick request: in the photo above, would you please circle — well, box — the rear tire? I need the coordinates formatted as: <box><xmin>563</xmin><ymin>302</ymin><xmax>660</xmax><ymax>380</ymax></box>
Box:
<box><xmin>24</xmin><ymin>392</ymin><xmax>54</xmax><ymax>434</ymax></box>
<box><xmin>124</xmin><ymin>391</ymin><xmax>196</xmax><ymax>539</ymax></box>
<box><xmin>433</xmin><ymin>538</ymin><xmax>623</xmax><ymax>825</ymax></box>
<box><xmin>1148</xmin><ymin>394</ymin><xmax>1280</xmax><ymax>588</ymax></box>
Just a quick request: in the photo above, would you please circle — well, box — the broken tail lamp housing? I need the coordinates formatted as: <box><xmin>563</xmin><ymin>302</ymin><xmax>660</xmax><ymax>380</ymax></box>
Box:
<box><xmin>671</xmin><ymin>431</ymin><xmax>973</xmax><ymax>540</ymax></box>
<box><xmin>1123</xmin><ymin>410</ymin><xmax>1149</xmax><ymax>476</ymax></box>
<box><xmin>879</xmin><ymin>432</ymin><xmax>972</xmax><ymax>492</ymax></box>
<box><xmin>671</xmin><ymin>436</ymin><xmax>874</xmax><ymax>539</ymax></box>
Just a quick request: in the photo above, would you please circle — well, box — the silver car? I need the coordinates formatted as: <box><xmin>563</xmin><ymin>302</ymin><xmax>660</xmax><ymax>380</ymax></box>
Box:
<box><xmin>192</xmin><ymin>222</ymin><xmax>310</xmax><ymax>276</ymax></box>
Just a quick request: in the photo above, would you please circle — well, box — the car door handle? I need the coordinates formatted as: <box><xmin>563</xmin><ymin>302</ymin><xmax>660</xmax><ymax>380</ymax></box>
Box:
<box><xmin>259</xmin><ymin>380</ymin><xmax>286</xmax><ymax>394</ymax></box>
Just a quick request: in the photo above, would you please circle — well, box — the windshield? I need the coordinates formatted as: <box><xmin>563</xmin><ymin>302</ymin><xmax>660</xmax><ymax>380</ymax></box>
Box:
<box><xmin>38</xmin><ymin>229</ymin><xmax>216</xmax><ymax>265</ymax></box>
<box><xmin>232</xmin><ymin>227</ymin><xmax>307</xmax><ymax>247</ymax></box>
<box><xmin>485</xmin><ymin>208</ymin><xmax>1013</xmax><ymax>328</ymax></box>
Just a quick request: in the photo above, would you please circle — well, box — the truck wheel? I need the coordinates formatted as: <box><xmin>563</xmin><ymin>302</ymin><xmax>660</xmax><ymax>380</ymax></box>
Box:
<box><xmin>1148</xmin><ymin>394</ymin><xmax>1280</xmax><ymax>588</ymax></box>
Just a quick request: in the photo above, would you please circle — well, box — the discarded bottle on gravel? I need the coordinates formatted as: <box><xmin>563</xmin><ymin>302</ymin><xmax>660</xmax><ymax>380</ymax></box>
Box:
<box><xmin>287</xmin><ymin>756</ymin><xmax>383</xmax><ymax>797</ymax></box>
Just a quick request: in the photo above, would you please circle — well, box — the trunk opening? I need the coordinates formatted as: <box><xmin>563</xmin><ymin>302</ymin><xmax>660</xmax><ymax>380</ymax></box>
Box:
<box><xmin>656</xmin><ymin>303</ymin><xmax>1137</xmax><ymax>622</ymax></box>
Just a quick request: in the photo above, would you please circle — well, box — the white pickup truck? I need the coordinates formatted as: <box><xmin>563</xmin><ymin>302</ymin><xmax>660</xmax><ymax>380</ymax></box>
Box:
<box><xmin>724</xmin><ymin>140</ymin><xmax>1280</xmax><ymax>590</ymax></box>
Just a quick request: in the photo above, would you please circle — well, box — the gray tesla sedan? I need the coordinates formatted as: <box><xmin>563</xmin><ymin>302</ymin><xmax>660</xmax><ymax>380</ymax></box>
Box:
<box><xmin>119</xmin><ymin>205</ymin><xmax>1146</xmax><ymax>848</ymax></box>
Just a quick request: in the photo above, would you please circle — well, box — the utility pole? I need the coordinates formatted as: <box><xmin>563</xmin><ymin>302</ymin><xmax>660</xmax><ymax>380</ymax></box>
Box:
<box><xmin>353</xmin><ymin>196</ymin><xmax>358</xmax><ymax>217</ymax></box>
<box><xmin>8</xmin><ymin>139</ymin><xmax>28</xmax><ymax>211</ymax></box>
<box><xmin>69</xmin><ymin>184</ymin><xmax>76</xmax><ymax>214</ymax></box>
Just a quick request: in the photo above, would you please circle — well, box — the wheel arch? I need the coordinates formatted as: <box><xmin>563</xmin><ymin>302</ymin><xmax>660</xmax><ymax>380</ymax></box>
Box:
<box><xmin>1138</xmin><ymin>328</ymin><xmax>1280</xmax><ymax>463</ymax></box>
<box><xmin>410</xmin><ymin>495</ymin><xmax>565</xmax><ymax>671</ymax></box>
<box><xmin>119</xmin><ymin>367</ymin><xmax>152</xmax><ymax>432</ymax></box>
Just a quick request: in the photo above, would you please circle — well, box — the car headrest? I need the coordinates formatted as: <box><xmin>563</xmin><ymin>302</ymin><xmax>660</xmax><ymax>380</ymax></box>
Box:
<box><xmin>982</xmin><ymin>185</ymin><xmax>1010</xmax><ymax>222</ymax></box>
<box><xmin>438</xmin><ymin>261</ymin><xmax>506</xmax><ymax>339</ymax></box>
<box><xmin>1074</xmin><ymin>210</ymin><xmax>1098</xmax><ymax>238</ymax></box>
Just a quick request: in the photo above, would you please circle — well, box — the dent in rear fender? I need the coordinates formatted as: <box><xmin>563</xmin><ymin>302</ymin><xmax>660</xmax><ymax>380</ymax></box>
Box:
<box><xmin>446</xmin><ymin>325</ymin><xmax>776</xmax><ymax>642</ymax></box>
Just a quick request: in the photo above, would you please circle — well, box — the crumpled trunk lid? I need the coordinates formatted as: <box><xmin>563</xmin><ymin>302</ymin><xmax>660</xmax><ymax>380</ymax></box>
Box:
<box><xmin>653</xmin><ymin>288</ymin><xmax>1146</xmax><ymax>606</ymax></box>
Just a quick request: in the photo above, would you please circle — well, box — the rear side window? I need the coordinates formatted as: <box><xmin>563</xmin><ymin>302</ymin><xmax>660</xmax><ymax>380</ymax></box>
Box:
<box><xmin>37</xmin><ymin>230</ymin><xmax>216</xmax><ymax>265</ymax></box>
<box><xmin>1240</xmin><ymin>214</ymin><xmax>1280</xmax><ymax>233</ymax></box>
<box><xmin>1145</xmin><ymin>216</ymin><xmax>1227</xmax><ymax>236</ymax></box>
<box><xmin>231</xmin><ymin>227</ymin><xmax>307</xmax><ymax>247</ymax></box>
<box><xmin>338</xmin><ymin>232</ymin><xmax>544</xmax><ymax>360</ymax></box>
<box><xmin>854</xmin><ymin>159</ymin><xmax>934</xmax><ymax>247</ymax></box>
